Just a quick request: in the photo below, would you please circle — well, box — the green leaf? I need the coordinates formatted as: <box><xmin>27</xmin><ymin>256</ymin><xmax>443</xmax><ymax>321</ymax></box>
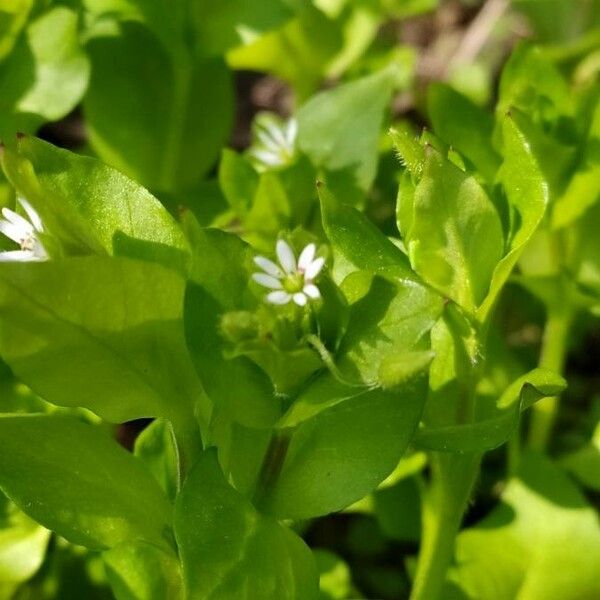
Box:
<box><xmin>318</xmin><ymin>183</ymin><xmax>414</xmax><ymax>283</ymax></box>
<box><xmin>218</xmin><ymin>149</ymin><xmax>259</xmax><ymax>215</ymax></box>
<box><xmin>189</xmin><ymin>0</ymin><xmax>294</xmax><ymax>57</ymax></box>
<box><xmin>104</xmin><ymin>541</ymin><xmax>183</xmax><ymax>600</ymax></box>
<box><xmin>572</xmin><ymin>203</ymin><xmax>600</xmax><ymax>301</ymax></box>
<box><xmin>450</xmin><ymin>452</ymin><xmax>600</xmax><ymax>600</ymax></box>
<box><xmin>560</xmin><ymin>421</ymin><xmax>600</xmax><ymax>491</ymax></box>
<box><xmin>477</xmin><ymin>114</ymin><xmax>548</xmax><ymax>321</ymax></box>
<box><xmin>174</xmin><ymin>449</ymin><xmax>319</xmax><ymax>600</ymax></box>
<box><xmin>389</xmin><ymin>123</ymin><xmax>425</xmax><ymax>178</ymax></box>
<box><xmin>336</xmin><ymin>275</ymin><xmax>442</xmax><ymax>385</ymax></box>
<box><xmin>297</xmin><ymin>67</ymin><xmax>397</xmax><ymax>196</ymax></box>
<box><xmin>497</xmin><ymin>44</ymin><xmax>573</xmax><ymax>125</ymax></box>
<box><xmin>0</xmin><ymin>0</ymin><xmax>32</xmax><ymax>60</ymax></box>
<box><xmin>264</xmin><ymin>377</ymin><xmax>427</xmax><ymax>519</ymax></box>
<box><xmin>0</xmin><ymin>496</ymin><xmax>50</xmax><ymax>598</ymax></box>
<box><xmin>184</xmin><ymin>227</ymin><xmax>280</xmax><ymax>428</ymax></box>
<box><xmin>84</xmin><ymin>23</ymin><xmax>233</xmax><ymax>193</ymax></box>
<box><xmin>382</xmin><ymin>0</ymin><xmax>438</xmax><ymax>18</ymax></box>
<box><xmin>512</xmin><ymin>0</ymin><xmax>600</xmax><ymax>42</ymax></box>
<box><xmin>378</xmin><ymin>350</ymin><xmax>436</xmax><ymax>389</ymax></box>
<box><xmin>227</xmin><ymin>5</ymin><xmax>344</xmax><ymax>99</ymax></box>
<box><xmin>551</xmin><ymin>100</ymin><xmax>600</xmax><ymax>228</ymax></box>
<box><xmin>415</xmin><ymin>368</ymin><xmax>566</xmax><ymax>453</ymax></box>
<box><xmin>427</xmin><ymin>83</ymin><xmax>500</xmax><ymax>181</ymax></box>
<box><xmin>0</xmin><ymin>415</ymin><xmax>172</xmax><ymax>550</ymax></box>
<box><xmin>1</xmin><ymin>136</ymin><xmax>190</xmax><ymax>274</ymax></box>
<box><xmin>82</xmin><ymin>0</ymin><xmax>183</xmax><ymax>53</ymax></box>
<box><xmin>0</xmin><ymin>256</ymin><xmax>205</xmax><ymax>425</ymax></box>
<box><xmin>243</xmin><ymin>171</ymin><xmax>291</xmax><ymax>249</ymax></box>
<box><xmin>404</xmin><ymin>145</ymin><xmax>504</xmax><ymax>312</ymax></box>
<box><xmin>314</xmin><ymin>550</ymin><xmax>353</xmax><ymax>600</ymax></box>
<box><xmin>0</xmin><ymin>7</ymin><xmax>90</xmax><ymax>137</ymax></box>
<box><xmin>134</xmin><ymin>419</ymin><xmax>179</xmax><ymax>503</ymax></box>
<box><xmin>374</xmin><ymin>477</ymin><xmax>421</xmax><ymax>542</ymax></box>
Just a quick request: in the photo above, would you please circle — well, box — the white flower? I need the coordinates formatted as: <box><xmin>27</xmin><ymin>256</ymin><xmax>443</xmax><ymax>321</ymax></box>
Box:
<box><xmin>249</xmin><ymin>113</ymin><xmax>297</xmax><ymax>169</ymax></box>
<box><xmin>253</xmin><ymin>240</ymin><xmax>325</xmax><ymax>307</ymax></box>
<box><xmin>0</xmin><ymin>197</ymin><xmax>48</xmax><ymax>262</ymax></box>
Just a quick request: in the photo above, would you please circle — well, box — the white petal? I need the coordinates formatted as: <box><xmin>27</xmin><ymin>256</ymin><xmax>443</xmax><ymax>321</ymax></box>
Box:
<box><xmin>256</xmin><ymin>127</ymin><xmax>278</xmax><ymax>150</ymax></box>
<box><xmin>267</xmin><ymin>290</ymin><xmax>292</xmax><ymax>305</ymax></box>
<box><xmin>276</xmin><ymin>239</ymin><xmax>296</xmax><ymax>273</ymax></box>
<box><xmin>251</xmin><ymin>149</ymin><xmax>282</xmax><ymax>166</ymax></box>
<box><xmin>0</xmin><ymin>250</ymin><xmax>36</xmax><ymax>262</ymax></box>
<box><xmin>303</xmin><ymin>283</ymin><xmax>321</xmax><ymax>299</ymax></box>
<box><xmin>32</xmin><ymin>239</ymin><xmax>48</xmax><ymax>260</ymax></box>
<box><xmin>0</xmin><ymin>220</ymin><xmax>26</xmax><ymax>245</ymax></box>
<box><xmin>2</xmin><ymin>207</ymin><xmax>33</xmax><ymax>232</ymax></box>
<box><xmin>254</xmin><ymin>255</ymin><xmax>283</xmax><ymax>277</ymax></box>
<box><xmin>263</xmin><ymin>120</ymin><xmax>287</xmax><ymax>147</ymax></box>
<box><xmin>293</xmin><ymin>292</ymin><xmax>307</xmax><ymax>306</ymax></box>
<box><xmin>305</xmin><ymin>256</ymin><xmax>325</xmax><ymax>280</ymax></box>
<box><xmin>252</xmin><ymin>273</ymin><xmax>283</xmax><ymax>289</ymax></box>
<box><xmin>18</xmin><ymin>197</ymin><xmax>43</xmax><ymax>232</ymax></box>
<box><xmin>298</xmin><ymin>243</ymin><xmax>316</xmax><ymax>272</ymax></box>
<box><xmin>285</xmin><ymin>119</ymin><xmax>298</xmax><ymax>147</ymax></box>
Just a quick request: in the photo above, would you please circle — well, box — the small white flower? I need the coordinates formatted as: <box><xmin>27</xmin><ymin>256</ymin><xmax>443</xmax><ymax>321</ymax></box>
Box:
<box><xmin>253</xmin><ymin>240</ymin><xmax>325</xmax><ymax>307</ymax></box>
<box><xmin>249</xmin><ymin>113</ymin><xmax>297</xmax><ymax>170</ymax></box>
<box><xmin>0</xmin><ymin>197</ymin><xmax>48</xmax><ymax>262</ymax></box>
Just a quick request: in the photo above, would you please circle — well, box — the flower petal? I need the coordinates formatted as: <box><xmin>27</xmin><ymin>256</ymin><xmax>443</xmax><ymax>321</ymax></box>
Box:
<box><xmin>0</xmin><ymin>220</ymin><xmax>26</xmax><ymax>245</ymax></box>
<box><xmin>293</xmin><ymin>292</ymin><xmax>307</xmax><ymax>306</ymax></box>
<box><xmin>32</xmin><ymin>239</ymin><xmax>48</xmax><ymax>260</ymax></box>
<box><xmin>305</xmin><ymin>256</ymin><xmax>325</xmax><ymax>280</ymax></box>
<box><xmin>1</xmin><ymin>208</ymin><xmax>32</xmax><ymax>235</ymax></box>
<box><xmin>303</xmin><ymin>283</ymin><xmax>321</xmax><ymax>299</ymax></box>
<box><xmin>256</xmin><ymin>127</ymin><xmax>278</xmax><ymax>150</ymax></box>
<box><xmin>267</xmin><ymin>290</ymin><xmax>292</xmax><ymax>305</ymax></box>
<box><xmin>252</xmin><ymin>273</ymin><xmax>283</xmax><ymax>289</ymax></box>
<box><xmin>0</xmin><ymin>250</ymin><xmax>36</xmax><ymax>262</ymax></box>
<box><xmin>254</xmin><ymin>255</ymin><xmax>283</xmax><ymax>277</ymax></box>
<box><xmin>285</xmin><ymin>119</ymin><xmax>298</xmax><ymax>147</ymax></box>
<box><xmin>264</xmin><ymin>119</ymin><xmax>287</xmax><ymax>147</ymax></box>
<box><xmin>251</xmin><ymin>149</ymin><xmax>282</xmax><ymax>166</ymax></box>
<box><xmin>276</xmin><ymin>239</ymin><xmax>296</xmax><ymax>273</ymax></box>
<box><xmin>18</xmin><ymin>197</ymin><xmax>43</xmax><ymax>232</ymax></box>
<box><xmin>298</xmin><ymin>243</ymin><xmax>316</xmax><ymax>272</ymax></box>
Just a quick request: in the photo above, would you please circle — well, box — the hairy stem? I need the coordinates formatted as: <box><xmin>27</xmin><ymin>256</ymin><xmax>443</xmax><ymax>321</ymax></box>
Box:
<box><xmin>527</xmin><ymin>310</ymin><xmax>572</xmax><ymax>451</ymax></box>
<box><xmin>410</xmin><ymin>453</ymin><xmax>481</xmax><ymax>600</ymax></box>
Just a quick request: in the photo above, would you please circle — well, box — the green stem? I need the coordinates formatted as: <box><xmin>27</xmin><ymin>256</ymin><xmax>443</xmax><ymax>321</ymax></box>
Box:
<box><xmin>252</xmin><ymin>429</ymin><xmax>292</xmax><ymax>509</ymax></box>
<box><xmin>527</xmin><ymin>310</ymin><xmax>572</xmax><ymax>451</ymax></box>
<box><xmin>507</xmin><ymin>422</ymin><xmax>521</xmax><ymax>476</ymax></box>
<box><xmin>410</xmin><ymin>453</ymin><xmax>481</xmax><ymax>600</ymax></box>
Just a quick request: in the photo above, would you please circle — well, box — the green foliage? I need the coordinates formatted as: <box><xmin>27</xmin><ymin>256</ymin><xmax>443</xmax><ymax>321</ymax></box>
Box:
<box><xmin>1</xmin><ymin>135</ymin><xmax>190</xmax><ymax>273</ymax></box>
<box><xmin>0</xmin><ymin>495</ymin><xmax>49</xmax><ymax>599</ymax></box>
<box><xmin>103</xmin><ymin>542</ymin><xmax>183</xmax><ymax>600</ymax></box>
<box><xmin>84</xmin><ymin>31</ymin><xmax>233</xmax><ymax>193</ymax></box>
<box><xmin>0</xmin><ymin>5</ymin><xmax>597</xmax><ymax>600</ymax></box>
<box><xmin>297</xmin><ymin>66</ymin><xmax>398</xmax><ymax>200</ymax></box>
<box><xmin>427</xmin><ymin>83</ymin><xmax>500</xmax><ymax>181</ymax></box>
<box><xmin>451</xmin><ymin>453</ymin><xmax>600</xmax><ymax>600</ymax></box>
<box><xmin>174</xmin><ymin>450</ymin><xmax>318</xmax><ymax>599</ymax></box>
<box><xmin>415</xmin><ymin>369</ymin><xmax>566</xmax><ymax>453</ymax></box>
<box><xmin>0</xmin><ymin>7</ymin><xmax>89</xmax><ymax>137</ymax></box>
<box><xmin>0</xmin><ymin>415</ymin><xmax>172</xmax><ymax>550</ymax></box>
<box><xmin>0</xmin><ymin>257</ymin><xmax>203</xmax><ymax>425</ymax></box>
<box><xmin>267</xmin><ymin>379</ymin><xmax>427</xmax><ymax>519</ymax></box>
